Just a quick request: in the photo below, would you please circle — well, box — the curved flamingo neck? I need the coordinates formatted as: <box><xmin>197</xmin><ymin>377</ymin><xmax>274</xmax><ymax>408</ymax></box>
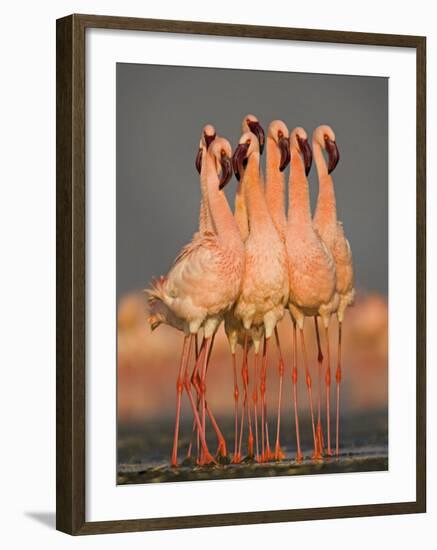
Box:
<box><xmin>313</xmin><ymin>141</ymin><xmax>337</xmax><ymax>228</ymax></box>
<box><xmin>205</xmin><ymin>153</ymin><xmax>242</xmax><ymax>252</ymax></box>
<box><xmin>287</xmin><ymin>148</ymin><xmax>312</xmax><ymax>227</ymax></box>
<box><xmin>244</xmin><ymin>151</ymin><xmax>274</xmax><ymax>234</ymax></box>
<box><xmin>234</xmin><ymin>178</ymin><xmax>249</xmax><ymax>241</ymax></box>
<box><xmin>199</xmin><ymin>148</ymin><xmax>215</xmax><ymax>233</ymax></box>
<box><xmin>265</xmin><ymin>136</ymin><xmax>286</xmax><ymax>236</ymax></box>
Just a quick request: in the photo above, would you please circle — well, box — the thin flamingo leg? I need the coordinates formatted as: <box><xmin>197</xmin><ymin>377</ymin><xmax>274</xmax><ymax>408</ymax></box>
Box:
<box><xmin>206</xmin><ymin>403</ymin><xmax>227</xmax><ymax>458</ymax></box>
<box><xmin>241</xmin><ymin>335</ymin><xmax>254</xmax><ymax>457</ymax></box>
<box><xmin>237</xmin><ymin>392</ymin><xmax>246</xmax><ymax>461</ymax></box>
<box><xmin>324</xmin><ymin>325</ymin><xmax>333</xmax><ymax>457</ymax></box>
<box><xmin>203</xmin><ymin>333</ymin><xmax>227</xmax><ymax>458</ymax></box>
<box><xmin>188</xmin><ymin>334</ymin><xmax>226</xmax><ymax>460</ymax></box>
<box><xmin>335</xmin><ymin>321</ymin><xmax>343</xmax><ymax>457</ymax></box>
<box><xmin>300</xmin><ymin>328</ymin><xmax>320</xmax><ymax>459</ymax></box>
<box><xmin>260</xmin><ymin>337</ymin><xmax>266</xmax><ymax>461</ymax></box>
<box><xmin>181</xmin><ymin>336</ymin><xmax>216</xmax><ymax>465</ymax></box>
<box><xmin>231</xmin><ymin>352</ymin><xmax>240</xmax><ymax>462</ymax></box>
<box><xmin>252</xmin><ymin>351</ymin><xmax>260</xmax><ymax>461</ymax></box>
<box><xmin>188</xmin><ymin>337</ymin><xmax>209</xmax><ymax>463</ymax></box>
<box><xmin>188</xmin><ymin>337</ymin><xmax>208</xmax><ymax>460</ymax></box>
<box><xmin>314</xmin><ymin>317</ymin><xmax>325</xmax><ymax>456</ymax></box>
<box><xmin>199</xmin><ymin>337</ymin><xmax>214</xmax><ymax>464</ymax></box>
<box><xmin>260</xmin><ymin>336</ymin><xmax>272</xmax><ymax>461</ymax></box>
<box><xmin>171</xmin><ymin>335</ymin><xmax>190</xmax><ymax>467</ymax></box>
<box><xmin>291</xmin><ymin>322</ymin><xmax>303</xmax><ymax>462</ymax></box>
<box><xmin>186</xmin><ymin>335</ymin><xmax>200</xmax><ymax>459</ymax></box>
<box><xmin>274</xmin><ymin>327</ymin><xmax>285</xmax><ymax>460</ymax></box>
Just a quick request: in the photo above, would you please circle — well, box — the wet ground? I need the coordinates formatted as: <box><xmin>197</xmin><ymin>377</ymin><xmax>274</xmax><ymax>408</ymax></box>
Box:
<box><xmin>117</xmin><ymin>410</ymin><xmax>388</xmax><ymax>484</ymax></box>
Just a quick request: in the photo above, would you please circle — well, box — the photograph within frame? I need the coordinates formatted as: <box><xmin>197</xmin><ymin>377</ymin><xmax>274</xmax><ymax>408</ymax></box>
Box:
<box><xmin>116</xmin><ymin>62</ymin><xmax>389</xmax><ymax>485</ymax></box>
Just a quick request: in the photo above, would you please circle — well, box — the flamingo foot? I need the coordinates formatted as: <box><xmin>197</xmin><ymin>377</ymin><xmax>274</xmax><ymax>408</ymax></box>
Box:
<box><xmin>311</xmin><ymin>450</ymin><xmax>323</xmax><ymax>461</ymax></box>
<box><xmin>231</xmin><ymin>453</ymin><xmax>242</xmax><ymax>464</ymax></box>
<box><xmin>197</xmin><ymin>452</ymin><xmax>217</xmax><ymax>466</ymax></box>
<box><xmin>263</xmin><ymin>440</ymin><xmax>274</xmax><ymax>462</ymax></box>
<box><xmin>274</xmin><ymin>444</ymin><xmax>285</xmax><ymax>461</ymax></box>
<box><xmin>216</xmin><ymin>437</ymin><xmax>228</xmax><ymax>458</ymax></box>
<box><xmin>295</xmin><ymin>451</ymin><xmax>304</xmax><ymax>463</ymax></box>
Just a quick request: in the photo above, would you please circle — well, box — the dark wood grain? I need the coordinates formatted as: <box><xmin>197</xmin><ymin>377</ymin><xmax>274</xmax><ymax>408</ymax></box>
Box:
<box><xmin>415</xmin><ymin>36</ymin><xmax>427</xmax><ymax>514</ymax></box>
<box><xmin>56</xmin><ymin>13</ymin><xmax>427</xmax><ymax>535</ymax></box>
<box><xmin>56</xmin><ymin>15</ymin><xmax>86</xmax><ymax>534</ymax></box>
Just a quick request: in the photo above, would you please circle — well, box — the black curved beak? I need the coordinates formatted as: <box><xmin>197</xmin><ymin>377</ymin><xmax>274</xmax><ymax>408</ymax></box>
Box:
<box><xmin>195</xmin><ymin>148</ymin><xmax>202</xmax><ymax>174</ymax></box>
<box><xmin>325</xmin><ymin>138</ymin><xmax>340</xmax><ymax>174</ymax></box>
<box><xmin>247</xmin><ymin>120</ymin><xmax>265</xmax><ymax>155</ymax></box>
<box><xmin>204</xmin><ymin>132</ymin><xmax>216</xmax><ymax>150</ymax></box>
<box><xmin>219</xmin><ymin>154</ymin><xmax>233</xmax><ymax>190</ymax></box>
<box><xmin>297</xmin><ymin>136</ymin><xmax>313</xmax><ymax>176</ymax></box>
<box><xmin>278</xmin><ymin>135</ymin><xmax>291</xmax><ymax>172</ymax></box>
<box><xmin>232</xmin><ymin>143</ymin><xmax>249</xmax><ymax>182</ymax></box>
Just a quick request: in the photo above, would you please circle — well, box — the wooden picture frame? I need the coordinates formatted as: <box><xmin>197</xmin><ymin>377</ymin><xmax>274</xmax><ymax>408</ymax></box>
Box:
<box><xmin>56</xmin><ymin>13</ymin><xmax>426</xmax><ymax>535</ymax></box>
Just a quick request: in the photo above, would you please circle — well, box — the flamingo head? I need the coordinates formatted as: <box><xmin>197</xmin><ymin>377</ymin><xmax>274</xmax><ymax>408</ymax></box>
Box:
<box><xmin>195</xmin><ymin>124</ymin><xmax>217</xmax><ymax>174</ymax></box>
<box><xmin>313</xmin><ymin>124</ymin><xmax>340</xmax><ymax>174</ymax></box>
<box><xmin>232</xmin><ymin>131</ymin><xmax>259</xmax><ymax>182</ymax></box>
<box><xmin>268</xmin><ymin>120</ymin><xmax>290</xmax><ymax>172</ymax></box>
<box><xmin>242</xmin><ymin>114</ymin><xmax>265</xmax><ymax>154</ymax></box>
<box><xmin>209</xmin><ymin>137</ymin><xmax>233</xmax><ymax>190</ymax></box>
<box><xmin>290</xmin><ymin>127</ymin><xmax>313</xmax><ymax>176</ymax></box>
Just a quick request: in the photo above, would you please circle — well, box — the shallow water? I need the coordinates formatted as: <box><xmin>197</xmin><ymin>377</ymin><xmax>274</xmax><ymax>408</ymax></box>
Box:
<box><xmin>117</xmin><ymin>410</ymin><xmax>388</xmax><ymax>484</ymax></box>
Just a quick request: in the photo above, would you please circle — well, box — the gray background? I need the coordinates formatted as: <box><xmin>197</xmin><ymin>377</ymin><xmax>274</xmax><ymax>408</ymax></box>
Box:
<box><xmin>116</xmin><ymin>63</ymin><xmax>388</xmax><ymax>298</ymax></box>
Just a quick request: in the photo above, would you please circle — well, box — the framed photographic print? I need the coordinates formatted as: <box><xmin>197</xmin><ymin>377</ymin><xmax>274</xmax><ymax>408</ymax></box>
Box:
<box><xmin>56</xmin><ymin>14</ymin><xmax>426</xmax><ymax>535</ymax></box>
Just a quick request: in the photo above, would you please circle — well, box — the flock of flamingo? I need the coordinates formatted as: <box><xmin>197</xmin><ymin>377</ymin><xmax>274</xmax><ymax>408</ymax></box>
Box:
<box><xmin>146</xmin><ymin>115</ymin><xmax>355</xmax><ymax>468</ymax></box>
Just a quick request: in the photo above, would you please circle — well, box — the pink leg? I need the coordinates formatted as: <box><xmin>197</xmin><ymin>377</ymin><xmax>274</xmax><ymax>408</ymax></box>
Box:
<box><xmin>186</xmin><ymin>335</ymin><xmax>200</xmax><ymax>459</ymax></box>
<box><xmin>252</xmin><ymin>351</ymin><xmax>260</xmax><ymax>461</ymax></box>
<box><xmin>314</xmin><ymin>318</ymin><xmax>325</xmax><ymax>457</ymax></box>
<box><xmin>199</xmin><ymin>337</ymin><xmax>213</xmax><ymax>464</ymax></box>
<box><xmin>274</xmin><ymin>327</ymin><xmax>285</xmax><ymax>460</ymax></box>
<box><xmin>260</xmin><ymin>336</ymin><xmax>272</xmax><ymax>461</ymax></box>
<box><xmin>324</xmin><ymin>325</ymin><xmax>333</xmax><ymax>457</ymax></box>
<box><xmin>188</xmin><ymin>338</ymin><xmax>208</xmax><ymax>460</ymax></box>
<box><xmin>300</xmin><ymin>328</ymin><xmax>319</xmax><ymax>459</ymax></box>
<box><xmin>335</xmin><ymin>321</ymin><xmax>343</xmax><ymax>457</ymax></box>
<box><xmin>171</xmin><ymin>335</ymin><xmax>190</xmax><ymax>467</ymax></box>
<box><xmin>206</xmin><ymin>403</ymin><xmax>227</xmax><ymax>458</ymax></box>
<box><xmin>291</xmin><ymin>322</ymin><xmax>303</xmax><ymax>462</ymax></box>
<box><xmin>241</xmin><ymin>335</ymin><xmax>254</xmax><ymax>457</ymax></box>
<box><xmin>237</xmin><ymin>392</ymin><xmax>246</xmax><ymax>461</ymax></box>
<box><xmin>231</xmin><ymin>352</ymin><xmax>241</xmax><ymax>463</ymax></box>
<box><xmin>176</xmin><ymin>335</ymin><xmax>215</xmax><ymax>465</ymax></box>
<box><xmin>188</xmin><ymin>334</ymin><xmax>227</xmax><ymax>460</ymax></box>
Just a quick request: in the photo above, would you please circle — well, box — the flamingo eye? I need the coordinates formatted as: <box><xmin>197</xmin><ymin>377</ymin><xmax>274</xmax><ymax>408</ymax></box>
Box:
<box><xmin>324</xmin><ymin>134</ymin><xmax>329</xmax><ymax>141</ymax></box>
<box><xmin>278</xmin><ymin>130</ymin><xmax>283</xmax><ymax>139</ymax></box>
<box><xmin>220</xmin><ymin>149</ymin><xmax>226</xmax><ymax>157</ymax></box>
<box><xmin>246</xmin><ymin>139</ymin><xmax>251</xmax><ymax>145</ymax></box>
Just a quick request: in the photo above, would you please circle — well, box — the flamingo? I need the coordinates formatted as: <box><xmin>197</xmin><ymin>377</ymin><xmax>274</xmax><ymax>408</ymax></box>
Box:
<box><xmin>312</xmin><ymin>125</ymin><xmax>355</xmax><ymax>457</ymax></box>
<box><xmin>151</xmin><ymin>124</ymin><xmax>221</xmax><ymax>464</ymax></box>
<box><xmin>233</xmin><ymin>131</ymin><xmax>289</xmax><ymax>462</ymax></box>
<box><xmin>224</xmin><ymin>115</ymin><xmax>265</xmax><ymax>462</ymax></box>
<box><xmin>223</xmin><ymin>165</ymin><xmax>251</xmax><ymax>462</ymax></box>
<box><xmin>286</xmin><ymin>127</ymin><xmax>338</xmax><ymax>461</ymax></box>
<box><xmin>264</xmin><ymin>120</ymin><xmax>292</xmax><ymax>459</ymax></box>
<box><xmin>146</xmin><ymin>136</ymin><xmax>244</xmax><ymax>466</ymax></box>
